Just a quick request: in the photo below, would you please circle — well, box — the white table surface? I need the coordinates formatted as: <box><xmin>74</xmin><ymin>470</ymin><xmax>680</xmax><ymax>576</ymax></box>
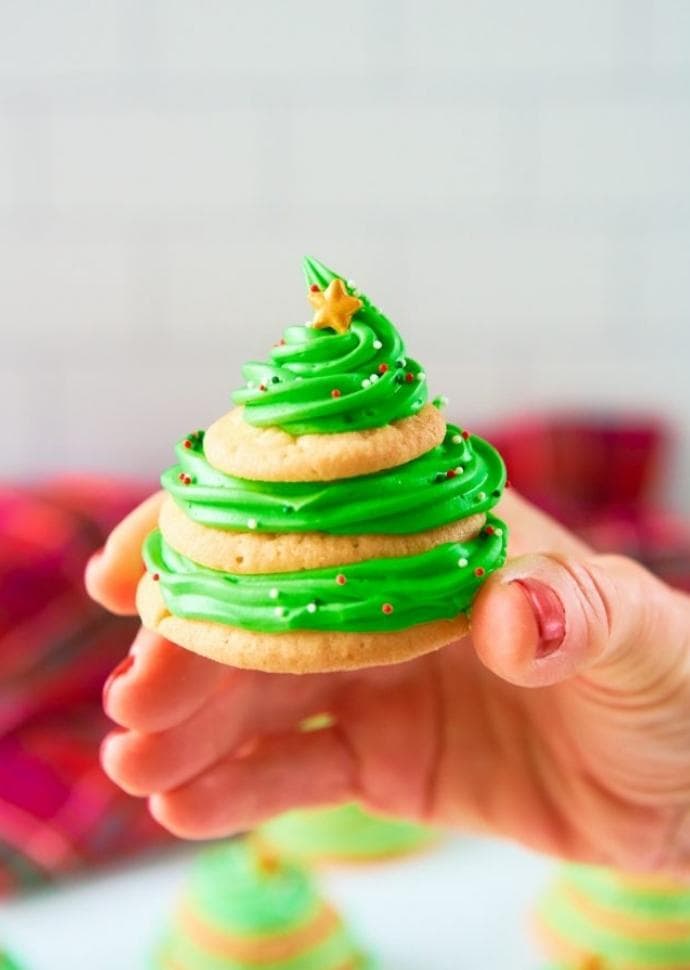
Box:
<box><xmin>1</xmin><ymin>835</ymin><xmax>553</xmax><ymax>969</ymax></box>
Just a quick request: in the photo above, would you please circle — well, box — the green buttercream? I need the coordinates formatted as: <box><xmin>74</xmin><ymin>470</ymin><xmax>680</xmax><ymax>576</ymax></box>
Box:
<box><xmin>163</xmin><ymin>426</ymin><xmax>505</xmax><ymax>536</ymax></box>
<box><xmin>187</xmin><ymin>841</ymin><xmax>317</xmax><ymax>935</ymax></box>
<box><xmin>259</xmin><ymin>803</ymin><xmax>435</xmax><ymax>862</ymax></box>
<box><xmin>560</xmin><ymin>863</ymin><xmax>690</xmax><ymax>918</ymax></box>
<box><xmin>143</xmin><ymin>517</ymin><xmax>507</xmax><ymax>634</ymax></box>
<box><xmin>538</xmin><ymin>864</ymin><xmax>690</xmax><ymax>967</ymax></box>
<box><xmin>158</xmin><ymin>925</ymin><xmax>363</xmax><ymax>970</ymax></box>
<box><xmin>232</xmin><ymin>257</ymin><xmax>428</xmax><ymax>435</ymax></box>
<box><xmin>154</xmin><ymin>840</ymin><xmax>373</xmax><ymax>970</ymax></box>
<box><xmin>538</xmin><ymin>891</ymin><xmax>690</xmax><ymax>965</ymax></box>
<box><xmin>0</xmin><ymin>954</ymin><xmax>22</xmax><ymax>970</ymax></box>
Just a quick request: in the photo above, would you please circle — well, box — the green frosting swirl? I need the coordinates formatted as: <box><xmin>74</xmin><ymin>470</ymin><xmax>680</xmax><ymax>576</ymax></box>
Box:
<box><xmin>158</xmin><ymin>840</ymin><xmax>372</xmax><ymax>970</ymax></box>
<box><xmin>232</xmin><ymin>257</ymin><xmax>428</xmax><ymax>435</ymax></box>
<box><xmin>259</xmin><ymin>803</ymin><xmax>435</xmax><ymax>862</ymax></box>
<box><xmin>143</xmin><ymin>518</ymin><xmax>507</xmax><ymax>634</ymax></box>
<box><xmin>188</xmin><ymin>840</ymin><xmax>318</xmax><ymax>935</ymax></box>
<box><xmin>537</xmin><ymin>864</ymin><xmax>690</xmax><ymax>968</ymax></box>
<box><xmin>163</xmin><ymin>425</ymin><xmax>506</xmax><ymax>535</ymax></box>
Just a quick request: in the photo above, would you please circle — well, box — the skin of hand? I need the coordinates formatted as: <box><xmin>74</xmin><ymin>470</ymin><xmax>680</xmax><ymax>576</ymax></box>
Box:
<box><xmin>86</xmin><ymin>490</ymin><xmax>690</xmax><ymax>875</ymax></box>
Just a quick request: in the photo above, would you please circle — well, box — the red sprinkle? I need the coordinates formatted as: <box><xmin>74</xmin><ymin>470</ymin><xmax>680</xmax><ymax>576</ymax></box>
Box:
<box><xmin>183</xmin><ymin>439</ymin><xmax>192</xmax><ymax>448</ymax></box>
<box><xmin>259</xmin><ymin>383</ymin><xmax>267</xmax><ymax>392</ymax></box>
<box><xmin>378</xmin><ymin>363</ymin><xmax>389</xmax><ymax>374</ymax></box>
<box><xmin>182</xmin><ymin>474</ymin><xmax>192</xmax><ymax>486</ymax></box>
<box><xmin>404</xmin><ymin>372</ymin><xmax>414</xmax><ymax>383</ymax></box>
<box><xmin>381</xmin><ymin>602</ymin><xmax>394</xmax><ymax>615</ymax></box>
<box><xmin>152</xmin><ymin>573</ymin><xmax>160</xmax><ymax>582</ymax></box>
<box><xmin>462</xmin><ymin>430</ymin><xmax>470</xmax><ymax>440</ymax></box>
<box><xmin>331</xmin><ymin>388</ymin><xmax>341</xmax><ymax>398</ymax></box>
<box><xmin>484</xmin><ymin>525</ymin><xmax>495</xmax><ymax>536</ymax></box>
<box><xmin>178</xmin><ymin>472</ymin><xmax>185</xmax><ymax>481</ymax></box>
<box><xmin>310</xmin><ymin>284</ymin><xmax>320</xmax><ymax>292</ymax></box>
<box><xmin>474</xmin><ymin>567</ymin><xmax>485</xmax><ymax>578</ymax></box>
<box><xmin>336</xmin><ymin>574</ymin><xmax>347</xmax><ymax>586</ymax></box>
<box><xmin>446</xmin><ymin>469</ymin><xmax>457</xmax><ymax>479</ymax></box>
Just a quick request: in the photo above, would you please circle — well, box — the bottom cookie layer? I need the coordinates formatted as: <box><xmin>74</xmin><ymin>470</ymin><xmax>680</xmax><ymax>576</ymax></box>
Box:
<box><xmin>137</xmin><ymin>573</ymin><xmax>470</xmax><ymax>673</ymax></box>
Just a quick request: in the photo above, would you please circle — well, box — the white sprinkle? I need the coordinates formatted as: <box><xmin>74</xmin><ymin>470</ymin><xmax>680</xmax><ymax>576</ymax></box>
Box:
<box><xmin>438</xmin><ymin>395</ymin><xmax>449</xmax><ymax>407</ymax></box>
<box><xmin>418</xmin><ymin>371</ymin><xmax>426</xmax><ymax>380</ymax></box>
<box><xmin>347</xmin><ymin>279</ymin><xmax>357</xmax><ymax>288</ymax></box>
<box><xmin>458</xmin><ymin>557</ymin><xmax>469</xmax><ymax>568</ymax></box>
<box><xmin>275</xmin><ymin>606</ymin><xmax>286</xmax><ymax>617</ymax></box>
<box><xmin>247</xmin><ymin>518</ymin><xmax>258</xmax><ymax>529</ymax></box>
<box><xmin>451</xmin><ymin>434</ymin><xmax>463</xmax><ymax>444</ymax></box>
<box><xmin>494</xmin><ymin>528</ymin><xmax>504</xmax><ymax>537</ymax></box>
<box><xmin>269</xmin><ymin>588</ymin><xmax>279</xmax><ymax>600</ymax></box>
<box><xmin>455</xmin><ymin>466</ymin><xmax>464</xmax><ymax>475</ymax></box>
<box><xmin>362</xmin><ymin>378</ymin><xmax>371</xmax><ymax>388</ymax></box>
<box><xmin>373</xmin><ymin>339</ymin><xmax>383</xmax><ymax>350</ymax></box>
<box><xmin>476</xmin><ymin>491</ymin><xmax>487</xmax><ymax>502</ymax></box>
<box><xmin>369</xmin><ymin>373</ymin><xmax>379</xmax><ymax>383</ymax></box>
<box><xmin>306</xmin><ymin>602</ymin><xmax>318</xmax><ymax>614</ymax></box>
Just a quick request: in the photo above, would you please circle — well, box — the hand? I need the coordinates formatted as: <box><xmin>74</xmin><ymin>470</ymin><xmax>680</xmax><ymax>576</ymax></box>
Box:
<box><xmin>87</xmin><ymin>490</ymin><xmax>690</xmax><ymax>874</ymax></box>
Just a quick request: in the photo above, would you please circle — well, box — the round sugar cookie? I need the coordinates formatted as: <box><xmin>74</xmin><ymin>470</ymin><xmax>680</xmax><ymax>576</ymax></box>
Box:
<box><xmin>203</xmin><ymin>403</ymin><xmax>445</xmax><ymax>482</ymax></box>
<box><xmin>137</xmin><ymin>572</ymin><xmax>469</xmax><ymax>674</ymax></box>
<box><xmin>159</xmin><ymin>494</ymin><xmax>485</xmax><ymax>573</ymax></box>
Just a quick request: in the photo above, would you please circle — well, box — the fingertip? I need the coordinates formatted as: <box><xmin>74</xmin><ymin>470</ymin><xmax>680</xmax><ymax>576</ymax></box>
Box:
<box><xmin>471</xmin><ymin>576</ymin><xmax>541</xmax><ymax>685</ymax></box>
<box><xmin>104</xmin><ymin>629</ymin><xmax>226</xmax><ymax>733</ymax></box>
<box><xmin>85</xmin><ymin>547</ymin><xmax>139</xmax><ymax>616</ymax></box>
<box><xmin>149</xmin><ymin>792</ymin><xmax>216</xmax><ymax>840</ymax></box>
<box><xmin>100</xmin><ymin>729</ymin><xmax>129</xmax><ymax>787</ymax></box>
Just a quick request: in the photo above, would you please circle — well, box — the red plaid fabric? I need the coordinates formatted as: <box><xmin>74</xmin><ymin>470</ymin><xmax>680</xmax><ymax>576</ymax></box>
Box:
<box><xmin>0</xmin><ymin>478</ymin><xmax>171</xmax><ymax>896</ymax></box>
<box><xmin>482</xmin><ymin>413</ymin><xmax>690</xmax><ymax>591</ymax></box>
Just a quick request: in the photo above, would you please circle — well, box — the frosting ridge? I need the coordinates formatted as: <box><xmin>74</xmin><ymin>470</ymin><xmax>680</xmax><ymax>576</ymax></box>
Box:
<box><xmin>143</xmin><ymin>520</ymin><xmax>507</xmax><ymax>635</ymax></box>
<box><xmin>163</xmin><ymin>425</ymin><xmax>506</xmax><ymax>536</ymax></box>
<box><xmin>232</xmin><ymin>257</ymin><xmax>428</xmax><ymax>435</ymax></box>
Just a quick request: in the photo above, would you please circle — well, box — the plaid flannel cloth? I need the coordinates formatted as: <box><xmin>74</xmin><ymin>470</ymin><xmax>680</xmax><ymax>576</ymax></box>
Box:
<box><xmin>0</xmin><ymin>478</ymin><xmax>171</xmax><ymax>896</ymax></box>
<box><xmin>485</xmin><ymin>413</ymin><xmax>690</xmax><ymax>592</ymax></box>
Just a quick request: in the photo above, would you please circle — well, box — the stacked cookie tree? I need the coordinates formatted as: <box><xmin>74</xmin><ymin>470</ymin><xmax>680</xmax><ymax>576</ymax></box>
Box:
<box><xmin>155</xmin><ymin>837</ymin><xmax>373</xmax><ymax>969</ymax></box>
<box><xmin>257</xmin><ymin>801</ymin><xmax>437</xmax><ymax>865</ymax></box>
<box><xmin>138</xmin><ymin>257</ymin><xmax>507</xmax><ymax>673</ymax></box>
<box><xmin>536</xmin><ymin>862</ymin><xmax>690</xmax><ymax>968</ymax></box>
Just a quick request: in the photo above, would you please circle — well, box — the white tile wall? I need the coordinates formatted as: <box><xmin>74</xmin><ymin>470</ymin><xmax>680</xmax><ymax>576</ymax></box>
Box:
<box><xmin>51</xmin><ymin>110</ymin><xmax>263</xmax><ymax>209</ymax></box>
<box><xmin>2</xmin><ymin>0</ymin><xmax>689</xmax><ymax>512</ymax></box>
<box><xmin>405</xmin><ymin>1</ymin><xmax>628</xmax><ymax>75</ymax></box>
<box><xmin>538</xmin><ymin>102</ymin><xmax>690</xmax><ymax>205</ymax></box>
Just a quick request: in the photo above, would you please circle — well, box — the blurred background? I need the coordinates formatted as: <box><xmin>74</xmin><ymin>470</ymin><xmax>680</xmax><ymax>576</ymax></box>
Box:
<box><xmin>3</xmin><ymin>0</ymin><xmax>689</xmax><ymax>504</ymax></box>
<box><xmin>1</xmin><ymin>2</ymin><xmax>690</xmax><ymax>968</ymax></box>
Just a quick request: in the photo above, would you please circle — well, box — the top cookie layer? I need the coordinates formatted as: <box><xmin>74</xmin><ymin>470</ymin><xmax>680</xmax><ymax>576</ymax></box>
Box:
<box><xmin>203</xmin><ymin>403</ymin><xmax>446</xmax><ymax>482</ymax></box>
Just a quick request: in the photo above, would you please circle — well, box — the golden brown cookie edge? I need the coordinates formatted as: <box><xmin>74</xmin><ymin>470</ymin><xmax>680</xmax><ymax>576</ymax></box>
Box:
<box><xmin>159</xmin><ymin>495</ymin><xmax>486</xmax><ymax>573</ymax></box>
<box><xmin>137</xmin><ymin>573</ymin><xmax>469</xmax><ymax>674</ymax></box>
<box><xmin>203</xmin><ymin>404</ymin><xmax>446</xmax><ymax>482</ymax></box>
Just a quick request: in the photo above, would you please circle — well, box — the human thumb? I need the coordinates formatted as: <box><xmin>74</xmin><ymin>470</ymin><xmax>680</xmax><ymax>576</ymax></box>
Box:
<box><xmin>471</xmin><ymin>552</ymin><xmax>690</xmax><ymax>690</ymax></box>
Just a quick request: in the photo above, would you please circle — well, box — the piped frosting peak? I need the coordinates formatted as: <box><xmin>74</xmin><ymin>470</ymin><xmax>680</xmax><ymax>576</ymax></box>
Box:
<box><xmin>233</xmin><ymin>256</ymin><xmax>428</xmax><ymax>435</ymax></box>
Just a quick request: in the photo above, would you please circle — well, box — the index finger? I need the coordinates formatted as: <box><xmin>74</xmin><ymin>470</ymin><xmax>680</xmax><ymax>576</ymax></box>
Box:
<box><xmin>85</xmin><ymin>490</ymin><xmax>164</xmax><ymax>615</ymax></box>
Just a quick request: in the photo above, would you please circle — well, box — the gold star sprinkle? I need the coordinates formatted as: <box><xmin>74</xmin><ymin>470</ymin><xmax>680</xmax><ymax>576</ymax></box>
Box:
<box><xmin>308</xmin><ymin>278</ymin><xmax>363</xmax><ymax>334</ymax></box>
